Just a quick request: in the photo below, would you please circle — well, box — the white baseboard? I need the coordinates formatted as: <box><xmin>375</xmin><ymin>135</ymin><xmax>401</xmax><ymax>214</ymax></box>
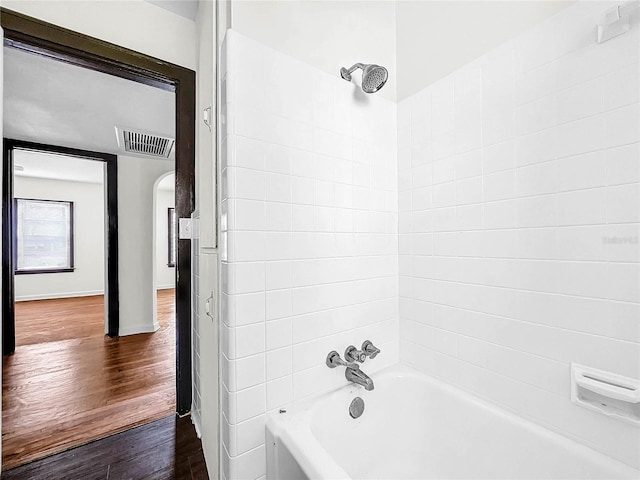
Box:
<box><xmin>15</xmin><ymin>290</ymin><xmax>104</xmax><ymax>302</ymax></box>
<box><xmin>191</xmin><ymin>410</ymin><xmax>202</xmax><ymax>439</ymax></box>
<box><xmin>16</xmin><ymin>286</ymin><xmax>175</xmax><ymax>302</ymax></box>
<box><xmin>118</xmin><ymin>321</ymin><xmax>160</xmax><ymax>336</ymax></box>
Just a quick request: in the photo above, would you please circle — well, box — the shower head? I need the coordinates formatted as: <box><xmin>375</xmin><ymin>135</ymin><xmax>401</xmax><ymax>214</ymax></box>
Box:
<box><xmin>361</xmin><ymin>64</ymin><xmax>388</xmax><ymax>93</ymax></box>
<box><xmin>340</xmin><ymin>63</ymin><xmax>388</xmax><ymax>93</ymax></box>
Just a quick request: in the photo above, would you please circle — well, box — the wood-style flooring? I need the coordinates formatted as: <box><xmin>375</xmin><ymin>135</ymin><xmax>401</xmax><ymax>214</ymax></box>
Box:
<box><xmin>15</xmin><ymin>295</ymin><xmax>105</xmax><ymax>346</ymax></box>
<box><xmin>2</xmin><ymin>290</ymin><xmax>177</xmax><ymax>471</ymax></box>
<box><xmin>1</xmin><ymin>415</ymin><xmax>208</xmax><ymax>480</ymax></box>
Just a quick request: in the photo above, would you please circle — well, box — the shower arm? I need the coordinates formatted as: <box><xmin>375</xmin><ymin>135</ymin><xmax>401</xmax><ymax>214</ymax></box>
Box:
<box><xmin>340</xmin><ymin>63</ymin><xmax>365</xmax><ymax>81</ymax></box>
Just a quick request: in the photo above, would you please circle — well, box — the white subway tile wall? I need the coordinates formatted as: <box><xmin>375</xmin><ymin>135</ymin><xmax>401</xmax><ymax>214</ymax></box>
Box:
<box><xmin>219</xmin><ymin>3</ymin><xmax>639</xmax><ymax>478</ymax></box>
<box><xmin>398</xmin><ymin>1</ymin><xmax>639</xmax><ymax>470</ymax></box>
<box><xmin>220</xmin><ymin>31</ymin><xmax>399</xmax><ymax>479</ymax></box>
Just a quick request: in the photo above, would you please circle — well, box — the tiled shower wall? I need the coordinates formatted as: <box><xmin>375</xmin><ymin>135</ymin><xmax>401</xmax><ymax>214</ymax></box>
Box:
<box><xmin>220</xmin><ymin>31</ymin><xmax>398</xmax><ymax>480</ymax></box>
<box><xmin>398</xmin><ymin>1</ymin><xmax>639</xmax><ymax>469</ymax></box>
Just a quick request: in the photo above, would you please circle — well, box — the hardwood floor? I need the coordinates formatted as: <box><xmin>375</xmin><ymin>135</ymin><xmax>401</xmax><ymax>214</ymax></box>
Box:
<box><xmin>15</xmin><ymin>295</ymin><xmax>105</xmax><ymax>346</ymax></box>
<box><xmin>2</xmin><ymin>289</ymin><xmax>177</xmax><ymax>471</ymax></box>
<box><xmin>1</xmin><ymin>415</ymin><xmax>208</xmax><ymax>480</ymax></box>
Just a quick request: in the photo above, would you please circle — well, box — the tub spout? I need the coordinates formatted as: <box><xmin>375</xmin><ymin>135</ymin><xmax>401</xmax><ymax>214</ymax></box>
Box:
<box><xmin>345</xmin><ymin>366</ymin><xmax>374</xmax><ymax>391</ymax></box>
<box><xmin>326</xmin><ymin>350</ymin><xmax>374</xmax><ymax>390</ymax></box>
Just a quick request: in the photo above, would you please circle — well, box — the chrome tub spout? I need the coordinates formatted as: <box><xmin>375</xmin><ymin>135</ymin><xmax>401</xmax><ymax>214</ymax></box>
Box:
<box><xmin>345</xmin><ymin>366</ymin><xmax>374</xmax><ymax>391</ymax></box>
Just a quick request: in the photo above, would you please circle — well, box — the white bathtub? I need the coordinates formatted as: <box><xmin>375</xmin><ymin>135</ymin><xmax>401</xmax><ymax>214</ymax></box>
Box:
<box><xmin>266</xmin><ymin>365</ymin><xmax>639</xmax><ymax>479</ymax></box>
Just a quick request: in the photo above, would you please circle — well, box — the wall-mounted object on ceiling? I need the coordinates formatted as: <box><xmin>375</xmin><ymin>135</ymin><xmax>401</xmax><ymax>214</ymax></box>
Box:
<box><xmin>114</xmin><ymin>126</ymin><xmax>175</xmax><ymax>159</ymax></box>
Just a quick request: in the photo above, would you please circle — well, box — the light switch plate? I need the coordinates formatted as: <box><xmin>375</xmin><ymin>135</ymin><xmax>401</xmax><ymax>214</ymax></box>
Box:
<box><xmin>179</xmin><ymin>218</ymin><xmax>193</xmax><ymax>240</ymax></box>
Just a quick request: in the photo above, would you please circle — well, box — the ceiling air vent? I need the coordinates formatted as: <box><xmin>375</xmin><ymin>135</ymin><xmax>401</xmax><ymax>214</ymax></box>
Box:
<box><xmin>114</xmin><ymin>126</ymin><xmax>174</xmax><ymax>158</ymax></box>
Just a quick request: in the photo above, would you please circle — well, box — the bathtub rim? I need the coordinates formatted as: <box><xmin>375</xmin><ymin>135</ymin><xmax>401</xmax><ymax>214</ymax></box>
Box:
<box><xmin>266</xmin><ymin>363</ymin><xmax>640</xmax><ymax>480</ymax></box>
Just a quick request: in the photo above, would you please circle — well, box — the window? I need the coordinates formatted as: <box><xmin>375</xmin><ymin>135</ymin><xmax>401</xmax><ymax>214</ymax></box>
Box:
<box><xmin>168</xmin><ymin>207</ymin><xmax>177</xmax><ymax>267</ymax></box>
<box><xmin>14</xmin><ymin>198</ymin><xmax>74</xmax><ymax>274</ymax></box>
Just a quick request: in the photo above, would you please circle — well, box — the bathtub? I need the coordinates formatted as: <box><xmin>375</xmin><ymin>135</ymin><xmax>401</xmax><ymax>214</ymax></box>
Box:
<box><xmin>266</xmin><ymin>364</ymin><xmax>638</xmax><ymax>479</ymax></box>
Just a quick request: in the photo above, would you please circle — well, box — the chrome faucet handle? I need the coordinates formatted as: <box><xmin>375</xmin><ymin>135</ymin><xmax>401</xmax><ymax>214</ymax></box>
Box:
<box><xmin>326</xmin><ymin>351</ymin><xmax>359</xmax><ymax>369</ymax></box>
<box><xmin>362</xmin><ymin>340</ymin><xmax>381</xmax><ymax>359</ymax></box>
<box><xmin>345</xmin><ymin>345</ymin><xmax>367</xmax><ymax>363</ymax></box>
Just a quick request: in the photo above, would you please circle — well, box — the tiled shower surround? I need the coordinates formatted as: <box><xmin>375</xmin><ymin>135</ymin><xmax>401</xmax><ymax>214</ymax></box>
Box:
<box><xmin>220</xmin><ymin>31</ymin><xmax>399</xmax><ymax>479</ymax></box>
<box><xmin>220</xmin><ymin>2</ymin><xmax>639</xmax><ymax>478</ymax></box>
<box><xmin>398</xmin><ymin>0</ymin><xmax>639</xmax><ymax>471</ymax></box>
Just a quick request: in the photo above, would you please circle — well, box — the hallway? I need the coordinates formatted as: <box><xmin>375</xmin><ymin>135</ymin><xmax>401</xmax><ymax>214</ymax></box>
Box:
<box><xmin>2</xmin><ymin>415</ymin><xmax>207</xmax><ymax>479</ymax></box>
<box><xmin>2</xmin><ymin>289</ymin><xmax>176</xmax><ymax>470</ymax></box>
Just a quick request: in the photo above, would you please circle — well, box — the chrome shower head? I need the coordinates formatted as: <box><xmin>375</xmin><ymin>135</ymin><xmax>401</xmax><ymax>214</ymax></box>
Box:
<box><xmin>340</xmin><ymin>63</ymin><xmax>388</xmax><ymax>93</ymax></box>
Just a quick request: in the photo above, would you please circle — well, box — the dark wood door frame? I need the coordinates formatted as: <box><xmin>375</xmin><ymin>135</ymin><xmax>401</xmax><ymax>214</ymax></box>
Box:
<box><xmin>0</xmin><ymin>8</ymin><xmax>196</xmax><ymax>415</ymax></box>
<box><xmin>2</xmin><ymin>139</ymin><xmax>119</xmax><ymax>353</ymax></box>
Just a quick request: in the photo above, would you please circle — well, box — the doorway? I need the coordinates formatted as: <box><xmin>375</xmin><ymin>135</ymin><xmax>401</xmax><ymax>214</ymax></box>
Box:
<box><xmin>155</xmin><ymin>171</ymin><xmax>177</xmax><ymax>337</ymax></box>
<box><xmin>2</xmin><ymin>140</ymin><xmax>119</xmax><ymax>353</ymax></box>
<box><xmin>0</xmin><ymin>5</ymin><xmax>194</xmax><ymax>412</ymax></box>
<box><xmin>0</xmin><ymin>6</ymin><xmax>196</xmax><ymax>469</ymax></box>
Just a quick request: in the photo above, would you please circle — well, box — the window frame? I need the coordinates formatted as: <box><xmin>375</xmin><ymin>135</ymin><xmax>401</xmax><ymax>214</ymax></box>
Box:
<box><xmin>13</xmin><ymin>197</ymin><xmax>75</xmax><ymax>275</ymax></box>
<box><xmin>167</xmin><ymin>207</ymin><xmax>176</xmax><ymax>268</ymax></box>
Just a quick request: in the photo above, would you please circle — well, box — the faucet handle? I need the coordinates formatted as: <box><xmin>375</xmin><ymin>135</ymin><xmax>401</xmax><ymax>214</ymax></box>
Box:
<box><xmin>362</xmin><ymin>340</ymin><xmax>381</xmax><ymax>359</ymax></box>
<box><xmin>326</xmin><ymin>351</ymin><xmax>359</xmax><ymax>369</ymax></box>
<box><xmin>344</xmin><ymin>345</ymin><xmax>366</xmax><ymax>363</ymax></box>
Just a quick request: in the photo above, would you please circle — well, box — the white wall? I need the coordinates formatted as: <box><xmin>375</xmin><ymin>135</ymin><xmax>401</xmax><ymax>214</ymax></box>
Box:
<box><xmin>14</xmin><ymin>176</ymin><xmax>105</xmax><ymax>300</ymax></box>
<box><xmin>396</xmin><ymin>1</ymin><xmax>573</xmax><ymax>100</ymax></box>
<box><xmin>229</xmin><ymin>1</ymin><xmax>573</xmax><ymax>102</ymax></box>
<box><xmin>229</xmin><ymin>0</ymin><xmax>397</xmax><ymax>101</ymax></box>
<box><xmin>197</xmin><ymin>0</ymin><xmax>217</xmax><ymax>250</ymax></box>
<box><xmin>155</xmin><ymin>185</ymin><xmax>175</xmax><ymax>290</ymax></box>
<box><xmin>15</xmin><ymin>165</ymin><xmax>177</xmax><ymax>336</ymax></box>
<box><xmin>194</xmin><ymin>0</ymin><xmax>220</xmax><ymax>476</ymax></box>
<box><xmin>118</xmin><ymin>155</ymin><xmax>173</xmax><ymax>335</ymax></box>
<box><xmin>220</xmin><ymin>30</ymin><xmax>399</xmax><ymax>480</ymax></box>
<box><xmin>398</xmin><ymin>1</ymin><xmax>639</xmax><ymax>469</ymax></box>
<box><xmin>2</xmin><ymin>0</ymin><xmax>197</xmax><ymax>70</ymax></box>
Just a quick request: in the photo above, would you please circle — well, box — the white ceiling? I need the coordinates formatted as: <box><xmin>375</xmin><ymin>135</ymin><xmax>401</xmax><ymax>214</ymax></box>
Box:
<box><xmin>395</xmin><ymin>1</ymin><xmax>573</xmax><ymax>99</ymax></box>
<box><xmin>3</xmin><ymin>46</ymin><xmax>176</xmax><ymax>159</ymax></box>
